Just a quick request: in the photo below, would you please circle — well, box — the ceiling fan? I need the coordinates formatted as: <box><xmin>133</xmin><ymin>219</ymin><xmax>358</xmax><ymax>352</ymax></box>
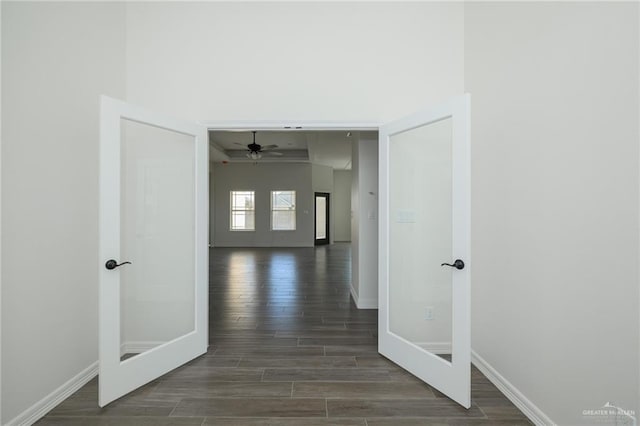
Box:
<box><xmin>235</xmin><ymin>131</ymin><xmax>284</xmax><ymax>160</ymax></box>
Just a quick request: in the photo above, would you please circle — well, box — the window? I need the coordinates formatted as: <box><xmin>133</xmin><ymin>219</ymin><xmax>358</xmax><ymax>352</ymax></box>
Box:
<box><xmin>230</xmin><ymin>191</ymin><xmax>255</xmax><ymax>231</ymax></box>
<box><xmin>271</xmin><ymin>190</ymin><xmax>296</xmax><ymax>230</ymax></box>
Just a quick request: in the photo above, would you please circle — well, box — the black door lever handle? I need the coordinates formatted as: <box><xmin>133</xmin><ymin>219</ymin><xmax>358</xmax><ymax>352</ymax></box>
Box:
<box><xmin>441</xmin><ymin>259</ymin><xmax>465</xmax><ymax>270</ymax></box>
<box><xmin>105</xmin><ymin>259</ymin><xmax>132</xmax><ymax>270</ymax></box>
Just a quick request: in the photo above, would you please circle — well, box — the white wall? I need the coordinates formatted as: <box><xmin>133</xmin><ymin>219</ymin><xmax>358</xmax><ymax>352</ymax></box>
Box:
<box><xmin>333</xmin><ymin>170</ymin><xmax>352</xmax><ymax>242</ymax></box>
<box><xmin>209</xmin><ymin>170</ymin><xmax>215</xmax><ymax>245</ymax></box>
<box><xmin>1</xmin><ymin>2</ymin><xmax>126</xmax><ymax>423</ymax></box>
<box><xmin>351</xmin><ymin>133</ymin><xmax>379</xmax><ymax>309</ymax></box>
<box><xmin>213</xmin><ymin>163</ymin><xmax>314</xmax><ymax>247</ymax></box>
<box><xmin>312</xmin><ymin>164</ymin><xmax>333</xmax><ymax>193</ymax></box>
<box><xmin>351</xmin><ymin>140</ymin><xmax>360</xmax><ymax>304</ymax></box>
<box><xmin>465</xmin><ymin>3</ymin><xmax>639</xmax><ymax>424</ymax></box>
<box><xmin>123</xmin><ymin>2</ymin><xmax>464</xmax><ymax>123</ymax></box>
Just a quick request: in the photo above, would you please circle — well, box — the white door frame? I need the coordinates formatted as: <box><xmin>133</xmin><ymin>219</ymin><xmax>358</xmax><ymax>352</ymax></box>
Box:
<box><xmin>203</xmin><ymin>120</ymin><xmax>380</xmax><ymax>312</ymax></box>
<box><xmin>202</xmin><ymin>121</ymin><xmax>379</xmax><ymax>131</ymax></box>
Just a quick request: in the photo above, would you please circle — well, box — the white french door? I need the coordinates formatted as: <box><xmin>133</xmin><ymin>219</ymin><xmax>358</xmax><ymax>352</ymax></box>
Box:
<box><xmin>378</xmin><ymin>94</ymin><xmax>471</xmax><ymax>408</ymax></box>
<box><xmin>98</xmin><ymin>96</ymin><xmax>208</xmax><ymax>406</ymax></box>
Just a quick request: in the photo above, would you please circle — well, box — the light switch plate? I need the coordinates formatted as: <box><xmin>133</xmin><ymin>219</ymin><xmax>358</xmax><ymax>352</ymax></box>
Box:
<box><xmin>396</xmin><ymin>210</ymin><xmax>416</xmax><ymax>223</ymax></box>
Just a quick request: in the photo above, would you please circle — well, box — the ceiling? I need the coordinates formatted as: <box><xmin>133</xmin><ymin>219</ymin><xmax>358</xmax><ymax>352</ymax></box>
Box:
<box><xmin>209</xmin><ymin>130</ymin><xmax>354</xmax><ymax>170</ymax></box>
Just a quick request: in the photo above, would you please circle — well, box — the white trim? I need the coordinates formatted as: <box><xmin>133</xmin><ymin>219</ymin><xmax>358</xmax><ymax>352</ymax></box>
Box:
<box><xmin>201</xmin><ymin>120</ymin><xmax>379</xmax><ymax>131</ymax></box>
<box><xmin>355</xmin><ymin>297</ymin><xmax>378</xmax><ymax>309</ymax></box>
<box><xmin>471</xmin><ymin>350</ymin><xmax>556</xmax><ymax>426</ymax></box>
<box><xmin>350</xmin><ymin>285</ymin><xmax>359</xmax><ymax>307</ymax></box>
<box><xmin>350</xmin><ymin>285</ymin><xmax>377</xmax><ymax>309</ymax></box>
<box><xmin>208</xmin><ymin>120</ymin><xmax>379</xmax><ymax>318</ymax></box>
<box><xmin>5</xmin><ymin>362</ymin><xmax>98</xmax><ymax>426</ymax></box>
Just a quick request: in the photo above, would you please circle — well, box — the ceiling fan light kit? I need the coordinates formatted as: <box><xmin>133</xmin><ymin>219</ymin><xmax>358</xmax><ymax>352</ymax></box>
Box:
<box><xmin>247</xmin><ymin>151</ymin><xmax>262</xmax><ymax>160</ymax></box>
<box><xmin>243</xmin><ymin>131</ymin><xmax>281</xmax><ymax>162</ymax></box>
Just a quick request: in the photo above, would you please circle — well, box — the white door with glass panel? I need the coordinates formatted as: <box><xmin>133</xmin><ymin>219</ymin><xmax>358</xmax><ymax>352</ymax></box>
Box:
<box><xmin>99</xmin><ymin>96</ymin><xmax>208</xmax><ymax>406</ymax></box>
<box><xmin>378</xmin><ymin>94</ymin><xmax>471</xmax><ymax>408</ymax></box>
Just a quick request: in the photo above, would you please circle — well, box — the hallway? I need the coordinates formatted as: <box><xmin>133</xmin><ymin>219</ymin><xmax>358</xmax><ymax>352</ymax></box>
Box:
<box><xmin>37</xmin><ymin>244</ymin><xmax>531</xmax><ymax>425</ymax></box>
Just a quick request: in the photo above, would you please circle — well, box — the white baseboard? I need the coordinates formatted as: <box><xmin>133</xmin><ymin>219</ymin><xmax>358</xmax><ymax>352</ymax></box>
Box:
<box><xmin>355</xmin><ymin>297</ymin><xmax>377</xmax><ymax>309</ymax></box>
<box><xmin>6</xmin><ymin>361</ymin><xmax>98</xmax><ymax>426</ymax></box>
<box><xmin>471</xmin><ymin>350</ymin><xmax>556</xmax><ymax>426</ymax></box>
<box><xmin>349</xmin><ymin>285</ymin><xmax>377</xmax><ymax>309</ymax></box>
<box><xmin>349</xmin><ymin>285</ymin><xmax>359</xmax><ymax>307</ymax></box>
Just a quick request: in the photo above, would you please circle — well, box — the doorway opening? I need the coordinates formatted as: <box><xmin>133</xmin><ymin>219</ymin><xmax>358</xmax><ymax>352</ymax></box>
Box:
<box><xmin>206</xmin><ymin>127</ymin><xmax>379</xmax><ymax>312</ymax></box>
<box><xmin>314</xmin><ymin>192</ymin><xmax>330</xmax><ymax>245</ymax></box>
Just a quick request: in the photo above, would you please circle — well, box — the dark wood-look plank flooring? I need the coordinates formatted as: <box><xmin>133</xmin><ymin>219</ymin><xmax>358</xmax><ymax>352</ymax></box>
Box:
<box><xmin>37</xmin><ymin>244</ymin><xmax>532</xmax><ymax>425</ymax></box>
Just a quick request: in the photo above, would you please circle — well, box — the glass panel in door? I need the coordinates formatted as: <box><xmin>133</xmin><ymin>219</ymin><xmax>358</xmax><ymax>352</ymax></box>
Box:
<box><xmin>389</xmin><ymin>117</ymin><xmax>453</xmax><ymax>360</ymax></box>
<box><xmin>119</xmin><ymin>118</ymin><xmax>196</xmax><ymax>360</ymax></box>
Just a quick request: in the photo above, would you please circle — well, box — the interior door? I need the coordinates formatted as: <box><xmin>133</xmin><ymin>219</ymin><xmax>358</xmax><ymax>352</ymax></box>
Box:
<box><xmin>378</xmin><ymin>94</ymin><xmax>471</xmax><ymax>408</ymax></box>
<box><xmin>99</xmin><ymin>96</ymin><xmax>208</xmax><ymax>406</ymax></box>
<box><xmin>314</xmin><ymin>192</ymin><xmax>330</xmax><ymax>245</ymax></box>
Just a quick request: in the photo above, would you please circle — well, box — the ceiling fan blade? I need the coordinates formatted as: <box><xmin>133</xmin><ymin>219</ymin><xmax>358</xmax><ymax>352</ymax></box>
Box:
<box><xmin>233</xmin><ymin>142</ymin><xmax>247</xmax><ymax>147</ymax></box>
<box><xmin>261</xmin><ymin>144</ymin><xmax>279</xmax><ymax>150</ymax></box>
